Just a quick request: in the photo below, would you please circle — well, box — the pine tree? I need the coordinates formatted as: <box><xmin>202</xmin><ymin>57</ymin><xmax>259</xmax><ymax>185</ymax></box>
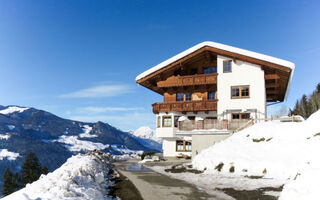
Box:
<box><xmin>21</xmin><ymin>152</ymin><xmax>41</xmax><ymax>186</ymax></box>
<box><xmin>2</xmin><ymin>168</ymin><xmax>14</xmax><ymax>196</ymax></box>
<box><xmin>41</xmin><ymin>166</ymin><xmax>49</xmax><ymax>175</ymax></box>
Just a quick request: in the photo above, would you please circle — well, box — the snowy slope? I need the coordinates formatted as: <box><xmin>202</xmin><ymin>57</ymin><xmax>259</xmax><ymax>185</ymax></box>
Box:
<box><xmin>2</xmin><ymin>153</ymin><xmax>114</xmax><ymax>200</ymax></box>
<box><xmin>193</xmin><ymin>110</ymin><xmax>320</xmax><ymax>180</ymax></box>
<box><xmin>128</xmin><ymin>126</ymin><xmax>162</xmax><ymax>152</ymax></box>
<box><xmin>0</xmin><ymin>106</ymin><xmax>29</xmax><ymax>115</ymax></box>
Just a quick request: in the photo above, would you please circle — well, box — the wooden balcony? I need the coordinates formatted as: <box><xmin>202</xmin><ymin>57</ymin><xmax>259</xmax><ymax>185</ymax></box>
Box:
<box><xmin>157</xmin><ymin>73</ymin><xmax>217</xmax><ymax>88</ymax></box>
<box><xmin>152</xmin><ymin>100</ymin><xmax>218</xmax><ymax>114</ymax></box>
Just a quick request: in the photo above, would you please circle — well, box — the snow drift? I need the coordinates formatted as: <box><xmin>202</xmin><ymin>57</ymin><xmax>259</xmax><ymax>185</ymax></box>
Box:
<box><xmin>2</xmin><ymin>152</ymin><xmax>115</xmax><ymax>200</ymax></box>
<box><xmin>193</xmin><ymin>110</ymin><xmax>320</xmax><ymax>180</ymax></box>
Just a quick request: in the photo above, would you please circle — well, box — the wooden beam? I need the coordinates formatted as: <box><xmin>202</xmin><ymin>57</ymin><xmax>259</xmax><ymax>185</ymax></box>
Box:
<box><xmin>265</xmin><ymin>74</ymin><xmax>280</xmax><ymax>80</ymax></box>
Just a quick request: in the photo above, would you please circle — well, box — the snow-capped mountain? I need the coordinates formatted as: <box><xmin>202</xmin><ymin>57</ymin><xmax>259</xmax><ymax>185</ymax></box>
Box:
<box><xmin>2</xmin><ymin>152</ymin><xmax>114</xmax><ymax>200</ymax></box>
<box><xmin>128</xmin><ymin>126</ymin><xmax>162</xmax><ymax>152</ymax></box>
<box><xmin>132</xmin><ymin>126</ymin><xmax>162</xmax><ymax>143</ymax></box>
<box><xmin>0</xmin><ymin>105</ymin><xmax>155</xmax><ymax>186</ymax></box>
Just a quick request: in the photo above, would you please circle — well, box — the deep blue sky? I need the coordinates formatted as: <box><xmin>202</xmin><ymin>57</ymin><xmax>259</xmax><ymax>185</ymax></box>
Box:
<box><xmin>0</xmin><ymin>0</ymin><xmax>319</xmax><ymax>130</ymax></box>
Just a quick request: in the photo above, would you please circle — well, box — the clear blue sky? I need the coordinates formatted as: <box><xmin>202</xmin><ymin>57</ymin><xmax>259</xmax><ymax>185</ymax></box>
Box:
<box><xmin>0</xmin><ymin>0</ymin><xmax>319</xmax><ymax>130</ymax></box>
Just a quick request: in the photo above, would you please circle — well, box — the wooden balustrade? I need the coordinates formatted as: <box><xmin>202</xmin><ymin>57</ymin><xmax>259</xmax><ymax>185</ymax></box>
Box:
<box><xmin>152</xmin><ymin>100</ymin><xmax>218</xmax><ymax>114</ymax></box>
<box><xmin>157</xmin><ymin>73</ymin><xmax>217</xmax><ymax>88</ymax></box>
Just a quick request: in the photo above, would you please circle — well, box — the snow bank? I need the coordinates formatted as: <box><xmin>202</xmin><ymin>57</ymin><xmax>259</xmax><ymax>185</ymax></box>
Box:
<box><xmin>279</xmin><ymin>160</ymin><xmax>320</xmax><ymax>200</ymax></box>
<box><xmin>193</xmin><ymin>110</ymin><xmax>320</xmax><ymax>180</ymax></box>
<box><xmin>2</xmin><ymin>153</ymin><xmax>114</xmax><ymax>200</ymax></box>
<box><xmin>0</xmin><ymin>106</ymin><xmax>29</xmax><ymax>115</ymax></box>
<box><xmin>0</xmin><ymin>149</ymin><xmax>19</xmax><ymax>160</ymax></box>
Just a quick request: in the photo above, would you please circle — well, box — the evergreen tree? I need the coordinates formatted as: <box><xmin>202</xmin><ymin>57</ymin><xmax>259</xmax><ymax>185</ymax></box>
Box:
<box><xmin>21</xmin><ymin>152</ymin><xmax>41</xmax><ymax>186</ymax></box>
<box><xmin>41</xmin><ymin>166</ymin><xmax>49</xmax><ymax>175</ymax></box>
<box><xmin>2</xmin><ymin>168</ymin><xmax>14</xmax><ymax>196</ymax></box>
<box><xmin>290</xmin><ymin>83</ymin><xmax>320</xmax><ymax>118</ymax></box>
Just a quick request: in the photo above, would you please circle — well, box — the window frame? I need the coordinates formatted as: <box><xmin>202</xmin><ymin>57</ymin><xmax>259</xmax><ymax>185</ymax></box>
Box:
<box><xmin>176</xmin><ymin>140</ymin><xmax>192</xmax><ymax>152</ymax></box>
<box><xmin>232</xmin><ymin>113</ymin><xmax>251</xmax><ymax>120</ymax></box>
<box><xmin>176</xmin><ymin>93</ymin><xmax>193</xmax><ymax>101</ymax></box>
<box><xmin>208</xmin><ymin>91</ymin><xmax>216</xmax><ymax>100</ymax></box>
<box><xmin>223</xmin><ymin>60</ymin><xmax>232</xmax><ymax>73</ymax></box>
<box><xmin>231</xmin><ymin>85</ymin><xmax>250</xmax><ymax>99</ymax></box>
<box><xmin>177</xmin><ymin>93</ymin><xmax>184</xmax><ymax>101</ymax></box>
<box><xmin>156</xmin><ymin>116</ymin><xmax>161</xmax><ymax>128</ymax></box>
<box><xmin>162</xmin><ymin>115</ymin><xmax>172</xmax><ymax>127</ymax></box>
<box><xmin>185</xmin><ymin>93</ymin><xmax>192</xmax><ymax>101</ymax></box>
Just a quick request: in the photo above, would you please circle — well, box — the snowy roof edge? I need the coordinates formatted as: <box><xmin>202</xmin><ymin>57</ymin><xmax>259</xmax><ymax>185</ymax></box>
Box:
<box><xmin>136</xmin><ymin>41</ymin><xmax>295</xmax><ymax>100</ymax></box>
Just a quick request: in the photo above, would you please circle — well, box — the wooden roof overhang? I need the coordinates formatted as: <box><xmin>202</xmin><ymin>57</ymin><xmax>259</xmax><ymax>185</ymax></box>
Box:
<box><xmin>137</xmin><ymin>45</ymin><xmax>293</xmax><ymax>102</ymax></box>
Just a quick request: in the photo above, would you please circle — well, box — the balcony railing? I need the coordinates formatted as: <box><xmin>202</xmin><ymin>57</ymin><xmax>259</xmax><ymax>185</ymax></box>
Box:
<box><xmin>157</xmin><ymin>73</ymin><xmax>217</xmax><ymax>88</ymax></box>
<box><xmin>178</xmin><ymin>119</ymin><xmax>251</xmax><ymax>131</ymax></box>
<box><xmin>152</xmin><ymin>100</ymin><xmax>218</xmax><ymax>114</ymax></box>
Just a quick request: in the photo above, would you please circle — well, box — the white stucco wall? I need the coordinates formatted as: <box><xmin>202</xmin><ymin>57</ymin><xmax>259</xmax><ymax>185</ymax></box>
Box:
<box><xmin>162</xmin><ymin>138</ymin><xmax>192</xmax><ymax>157</ymax></box>
<box><xmin>217</xmin><ymin>55</ymin><xmax>266</xmax><ymax>120</ymax></box>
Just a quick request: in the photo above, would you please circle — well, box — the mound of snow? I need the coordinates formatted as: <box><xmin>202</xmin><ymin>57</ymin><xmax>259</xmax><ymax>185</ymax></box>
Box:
<box><xmin>279</xmin><ymin>160</ymin><xmax>320</xmax><ymax>200</ymax></box>
<box><xmin>0</xmin><ymin>106</ymin><xmax>29</xmax><ymax>115</ymax></box>
<box><xmin>193</xmin><ymin>110</ymin><xmax>320</xmax><ymax>180</ymax></box>
<box><xmin>2</xmin><ymin>153</ymin><xmax>114</xmax><ymax>200</ymax></box>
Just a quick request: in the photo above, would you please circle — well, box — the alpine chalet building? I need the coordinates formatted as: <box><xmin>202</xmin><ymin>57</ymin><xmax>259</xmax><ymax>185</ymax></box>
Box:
<box><xmin>136</xmin><ymin>41</ymin><xmax>295</xmax><ymax>158</ymax></box>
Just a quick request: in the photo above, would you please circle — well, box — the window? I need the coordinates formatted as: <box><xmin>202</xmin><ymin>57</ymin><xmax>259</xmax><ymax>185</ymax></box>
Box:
<box><xmin>162</xmin><ymin>116</ymin><xmax>172</xmax><ymax>127</ymax></box>
<box><xmin>204</xmin><ymin>67</ymin><xmax>210</xmax><ymax>74</ymax></box>
<box><xmin>232</xmin><ymin>113</ymin><xmax>250</xmax><ymax>120</ymax></box>
<box><xmin>185</xmin><ymin>141</ymin><xmax>192</xmax><ymax>151</ymax></box>
<box><xmin>231</xmin><ymin>86</ymin><xmax>250</xmax><ymax>99</ymax></box>
<box><xmin>232</xmin><ymin>113</ymin><xmax>240</xmax><ymax>119</ymax></box>
<box><xmin>157</xmin><ymin>116</ymin><xmax>161</xmax><ymax>128</ymax></box>
<box><xmin>176</xmin><ymin>93</ymin><xmax>193</xmax><ymax>101</ymax></box>
<box><xmin>185</xmin><ymin>93</ymin><xmax>192</xmax><ymax>101</ymax></box>
<box><xmin>176</xmin><ymin>140</ymin><xmax>184</xmax><ymax>151</ymax></box>
<box><xmin>241</xmin><ymin>86</ymin><xmax>249</xmax><ymax>97</ymax></box>
<box><xmin>241</xmin><ymin>113</ymin><xmax>250</xmax><ymax>119</ymax></box>
<box><xmin>188</xmin><ymin>116</ymin><xmax>195</xmax><ymax>120</ymax></box>
<box><xmin>223</xmin><ymin>60</ymin><xmax>232</xmax><ymax>72</ymax></box>
<box><xmin>176</xmin><ymin>140</ymin><xmax>192</xmax><ymax>152</ymax></box>
<box><xmin>208</xmin><ymin>91</ymin><xmax>216</xmax><ymax>100</ymax></box>
<box><xmin>177</xmin><ymin>93</ymin><xmax>184</xmax><ymax>101</ymax></box>
<box><xmin>204</xmin><ymin>66</ymin><xmax>217</xmax><ymax>74</ymax></box>
<box><xmin>231</xmin><ymin>87</ymin><xmax>240</xmax><ymax>98</ymax></box>
<box><xmin>174</xmin><ymin>116</ymin><xmax>180</xmax><ymax>128</ymax></box>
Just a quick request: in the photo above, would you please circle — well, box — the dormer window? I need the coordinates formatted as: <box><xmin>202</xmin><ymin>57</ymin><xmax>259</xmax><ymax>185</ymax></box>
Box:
<box><xmin>223</xmin><ymin>60</ymin><xmax>232</xmax><ymax>72</ymax></box>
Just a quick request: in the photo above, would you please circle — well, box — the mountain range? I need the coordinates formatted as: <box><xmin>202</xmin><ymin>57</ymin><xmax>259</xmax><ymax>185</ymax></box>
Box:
<box><xmin>0</xmin><ymin>105</ymin><xmax>160</xmax><ymax>185</ymax></box>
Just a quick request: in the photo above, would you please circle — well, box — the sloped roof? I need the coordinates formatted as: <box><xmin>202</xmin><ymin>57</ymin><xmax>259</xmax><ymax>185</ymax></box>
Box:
<box><xmin>136</xmin><ymin>41</ymin><xmax>295</xmax><ymax>101</ymax></box>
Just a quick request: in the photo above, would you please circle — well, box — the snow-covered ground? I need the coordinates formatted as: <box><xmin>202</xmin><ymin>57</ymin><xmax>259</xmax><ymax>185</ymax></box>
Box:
<box><xmin>191</xmin><ymin>110</ymin><xmax>320</xmax><ymax>199</ymax></box>
<box><xmin>0</xmin><ymin>149</ymin><xmax>20</xmax><ymax>160</ymax></box>
<box><xmin>2</xmin><ymin>152</ymin><xmax>115</xmax><ymax>200</ymax></box>
<box><xmin>0</xmin><ymin>106</ymin><xmax>29</xmax><ymax>115</ymax></box>
<box><xmin>52</xmin><ymin>135</ymin><xmax>109</xmax><ymax>152</ymax></box>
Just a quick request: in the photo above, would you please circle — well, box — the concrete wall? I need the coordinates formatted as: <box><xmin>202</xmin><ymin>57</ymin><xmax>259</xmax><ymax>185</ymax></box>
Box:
<box><xmin>217</xmin><ymin>55</ymin><xmax>266</xmax><ymax>120</ymax></box>
<box><xmin>192</xmin><ymin>133</ymin><xmax>230</xmax><ymax>158</ymax></box>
